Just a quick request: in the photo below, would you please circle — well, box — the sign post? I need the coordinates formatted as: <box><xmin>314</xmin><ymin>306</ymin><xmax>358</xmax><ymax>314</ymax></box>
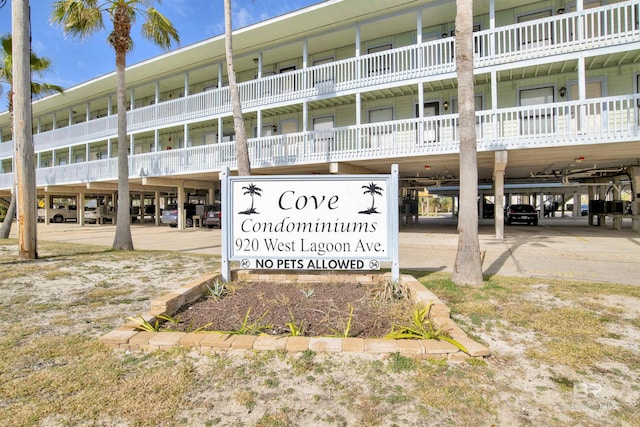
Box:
<box><xmin>221</xmin><ymin>165</ymin><xmax>399</xmax><ymax>282</ymax></box>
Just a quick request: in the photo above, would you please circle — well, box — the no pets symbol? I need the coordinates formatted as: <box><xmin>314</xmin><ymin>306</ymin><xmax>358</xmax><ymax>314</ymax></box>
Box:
<box><xmin>369</xmin><ymin>260</ymin><xmax>380</xmax><ymax>269</ymax></box>
<box><xmin>240</xmin><ymin>259</ymin><xmax>251</xmax><ymax>268</ymax></box>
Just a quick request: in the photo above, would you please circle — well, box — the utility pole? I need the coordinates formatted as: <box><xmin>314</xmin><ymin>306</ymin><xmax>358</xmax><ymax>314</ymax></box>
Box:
<box><xmin>13</xmin><ymin>0</ymin><xmax>38</xmax><ymax>259</ymax></box>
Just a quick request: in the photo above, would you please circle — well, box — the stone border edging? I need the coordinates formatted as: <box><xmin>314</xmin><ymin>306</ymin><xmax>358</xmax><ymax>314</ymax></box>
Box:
<box><xmin>100</xmin><ymin>271</ymin><xmax>490</xmax><ymax>360</ymax></box>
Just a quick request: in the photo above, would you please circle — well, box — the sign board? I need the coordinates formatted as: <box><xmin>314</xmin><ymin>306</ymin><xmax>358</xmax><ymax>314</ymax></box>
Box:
<box><xmin>221</xmin><ymin>165</ymin><xmax>399</xmax><ymax>281</ymax></box>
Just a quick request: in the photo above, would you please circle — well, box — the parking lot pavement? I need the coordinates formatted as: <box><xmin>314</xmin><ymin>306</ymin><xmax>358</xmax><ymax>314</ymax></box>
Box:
<box><xmin>11</xmin><ymin>216</ymin><xmax>640</xmax><ymax>286</ymax></box>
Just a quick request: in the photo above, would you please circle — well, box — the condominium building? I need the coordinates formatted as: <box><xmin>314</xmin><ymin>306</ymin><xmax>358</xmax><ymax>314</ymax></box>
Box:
<box><xmin>1</xmin><ymin>0</ymin><xmax>639</xmax><ymax>231</ymax></box>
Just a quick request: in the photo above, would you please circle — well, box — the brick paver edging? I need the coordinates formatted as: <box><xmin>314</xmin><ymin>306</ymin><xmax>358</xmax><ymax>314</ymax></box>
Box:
<box><xmin>100</xmin><ymin>271</ymin><xmax>490</xmax><ymax>360</ymax></box>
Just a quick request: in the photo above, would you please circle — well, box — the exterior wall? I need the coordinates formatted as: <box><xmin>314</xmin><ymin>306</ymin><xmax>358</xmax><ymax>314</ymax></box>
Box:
<box><xmin>0</xmin><ymin>0</ymin><xmax>638</xmax><ymax>193</ymax></box>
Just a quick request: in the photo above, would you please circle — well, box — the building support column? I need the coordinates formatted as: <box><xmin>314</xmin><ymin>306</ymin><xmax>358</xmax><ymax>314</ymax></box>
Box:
<box><xmin>154</xmin><ymin>190</ymin><xmax>160</xmax><ymax>226</ymax></box>
<box><xmin>418</xmin><ymin>82</ymin><xmax>424</xmax><ymax>143</ymax></box>
<box><xmin>573</xmin><ymin>190</ymin><xmax>580</xmax><ymax>219</ymax></box>
<box><xmin>44</xmin><ymin>192</ymin><xmax>50</xmax><ymax>225</ymax></box>
<box><xmin>494</xmin><ymin>150</ymin><xmax>507</xmax><ymax>239</ymax></box>
<box><xmin>177</xmin><ymin>184</ymin><xmax>185</xmax><ymax>230</ymax></box>
<box><xmin>588</xmin><ymin>185</ymin><xmax>595</xmax><ymax>225</ymax></box>
<box><xmin>78</xmin><ymin>192</ymin><xmax>85</xmax><ymax>226</ymax></box>
<box><xmin>629</xmin><ymin>166</ymin><xmax>640</xmax><ymax>232</ymax></box>
<box><xmin>139</xmin><ymin>193</ymin><xmax>145</xmax><ymax>223</ymax></box>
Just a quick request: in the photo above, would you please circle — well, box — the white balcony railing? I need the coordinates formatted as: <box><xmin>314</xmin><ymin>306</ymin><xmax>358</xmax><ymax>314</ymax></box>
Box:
<box><xmin>0</xmin><ymin>94</ymin><xmax>633</xmax><ymax>190</ymax></box>
<box><xmin>477</xmin><ymin>0</ymin><xmax>639</xmax><ymax>65</ymax></box>
<box><xmin>0</xmin><ymin>1</ymin><xmax>637</xmax><ymax>160</ymax></box>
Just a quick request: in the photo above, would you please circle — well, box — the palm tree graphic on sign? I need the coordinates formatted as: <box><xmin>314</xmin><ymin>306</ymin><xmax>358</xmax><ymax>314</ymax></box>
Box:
<box><xmin>239</xmin><ymin>183</ymin><xmax>262</xmax><ymax>215</ymax></box>
<box><xmin>359</xmin><ymin>182</ymin><xmax>383</xmax><ymax>214</ymax></box>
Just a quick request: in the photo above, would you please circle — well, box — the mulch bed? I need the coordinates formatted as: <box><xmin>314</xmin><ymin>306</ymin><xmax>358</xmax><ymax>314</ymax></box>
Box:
<box><xmin>163</xmin><ymin>280</ymin><xmax>414</xmax><ymax>338</ymax></box>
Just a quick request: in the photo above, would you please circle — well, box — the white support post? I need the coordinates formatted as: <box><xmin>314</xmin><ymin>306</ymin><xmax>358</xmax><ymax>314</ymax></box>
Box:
<box><xmin>177</xmin><ymin>184</ymin><xmax>185</xmax><ymax>230</ymax></box>
<box><xmin>494</xmin><ymin>150</ymin><xmax>507</xmax><ymax>239</ymax></box>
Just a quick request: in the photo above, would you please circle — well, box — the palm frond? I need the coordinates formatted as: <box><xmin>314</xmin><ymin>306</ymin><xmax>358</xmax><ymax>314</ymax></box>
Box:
<box><xmin>51</xmin><ymin>0</ymin><xmax>105</xmax><ymax>40</ymax></box>
<box><xmin>141</xmin><ymin>7</ymin><xmax>180</xmax><ymax>50</ymax></box>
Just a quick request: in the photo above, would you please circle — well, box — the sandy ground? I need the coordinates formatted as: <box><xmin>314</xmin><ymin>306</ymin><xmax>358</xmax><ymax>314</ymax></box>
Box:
<box><xmin>1</xmin><ymin>217</ymin><xmax>639</xmax><ymax>425</ymax></box>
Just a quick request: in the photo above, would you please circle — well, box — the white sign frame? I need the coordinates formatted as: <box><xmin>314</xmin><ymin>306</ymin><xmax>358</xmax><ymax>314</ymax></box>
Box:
<box><xmin>221</xmin><ymin>165</ymin><xmax>399</xmax><ymax>282</ymax></box>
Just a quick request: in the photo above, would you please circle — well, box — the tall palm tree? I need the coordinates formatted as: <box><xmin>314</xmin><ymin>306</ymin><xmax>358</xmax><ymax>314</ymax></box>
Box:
<box><xmin>0</xmin><ymin>33</ymin><xmax>64</xmax><ymax>240</ymax></box>
<box><xmin>52</xmin><ymin>0</ymin><xmax>179</xmax><ymax>250</ymax></box>
<box><xmin>451</xmin><ymin>0</ymin><xmax>483</xmax><ymax>286</ymax></box>
<box><xmin>224</xmin><ymin>0</ymin><xmax>251</xmax><ymax>176</ymax></box>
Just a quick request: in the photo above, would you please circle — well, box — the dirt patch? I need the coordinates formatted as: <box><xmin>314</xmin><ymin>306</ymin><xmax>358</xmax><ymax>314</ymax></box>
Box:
<box><xmin>163</xmin><ymin>280</ymin><xmax>414</xmax><ymax>337</ymax></box>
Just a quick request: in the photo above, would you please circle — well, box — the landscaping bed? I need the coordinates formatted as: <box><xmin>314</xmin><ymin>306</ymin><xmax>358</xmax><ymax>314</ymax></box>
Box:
<box><xmin>162</xmin><ymin>279</ymin><xmax>414</xmax><ymax>337</ymax></box>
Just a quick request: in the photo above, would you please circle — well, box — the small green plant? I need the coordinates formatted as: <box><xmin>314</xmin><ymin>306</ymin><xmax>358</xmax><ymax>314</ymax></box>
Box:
<box><xmin>185</xmin><ymin>319</ymin><xmax>214</xmax><ymax>333</ymax></box>
<box><xmin>329</xmin><ymin>304</ymin><xmax>354</xmax><ymax>338</ymax></box>
<box><xmin>222</xmin><ymin>308</ymin><xmax>271</xmax><ymax>335</ymax></box>
<box><xmin>128</xmin><ymin>314</ymin><xmax>178</xmax><ymax>332</ymax></box>
<box><xmin>300</xmin><ymin>288</ymin><xmax>315</xmax><ymax>298</ymax></box>
<box><xmin>205</xmin><ymin>280</ymin><xmax>226</xmax><ymax>301</ymax></box>
<box><xmin>385</xmin><ymin>303</ymin><xmax>469</xmax><ymax>354</ymax></box>
<box><xmin>285</xmin><ymin>311</ymin><xmax>305</xmax><ymax>336</ymax></box>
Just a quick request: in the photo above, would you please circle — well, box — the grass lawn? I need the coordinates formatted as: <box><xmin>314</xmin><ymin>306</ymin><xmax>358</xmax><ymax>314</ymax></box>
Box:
<box><xmin>0</xmin><ymin>239</ymin><xmax>638</xmax><ymax>426</ymax></box>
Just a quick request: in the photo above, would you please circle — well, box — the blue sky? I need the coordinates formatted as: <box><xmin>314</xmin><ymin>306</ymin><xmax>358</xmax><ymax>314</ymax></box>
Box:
<box><xmin>0</xmin><ymin>0</ymin><xmax>322</xmax><ymax>93</ymax></box>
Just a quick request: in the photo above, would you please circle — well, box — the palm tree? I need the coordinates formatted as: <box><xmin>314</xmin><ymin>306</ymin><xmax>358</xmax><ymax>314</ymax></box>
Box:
<box><xmin>224</xmin><ymin>0</ymin><xmax>251</xmax><ymax>176</ymax></box>
<box><xmin>52</xmin><ymin>0</ymin><xmax>179</xmax><ymax>251</ymax></box>
<box><xmin>0</xmin><ymin>33</ymin><xmax>64</xmax><ymax>240</ymax></box>
<box><xmin>451</xmin><ymin>0</ymin><xmax>483</xmax><ymax>286</ymax></box>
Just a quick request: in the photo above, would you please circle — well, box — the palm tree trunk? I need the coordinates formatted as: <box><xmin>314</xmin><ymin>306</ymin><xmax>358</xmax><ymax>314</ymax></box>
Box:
<box><xmin>452</xmin><ymin>0</ymin><xmax>483</xmax><ymax>286</ymax></box>
<box><xmin>0</xmin><ymin>88</ymin><xmax>15</xmax><ymax>239</ymax></box>
<box><xmin>0</xmin><ymin>193</ymin><xmax>16</xmax><ymax>238</ymax></box>
<box><xmin>224</xmin><ymin>0</ymin><xmax>251</xmax><ymax>176</ymax></box>
<box><xmin>13</xmin><ymin>0</ymin><xmax>37</xmax><ymax>259</ymax></box>
<box><xmin>112</xmin><ymin>46</ymin><xmax>133</xmax><ymax>250</ymax></box>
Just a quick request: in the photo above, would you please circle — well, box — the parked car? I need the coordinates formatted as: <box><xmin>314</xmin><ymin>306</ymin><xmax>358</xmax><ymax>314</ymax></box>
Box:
<box><xmin>160</xmin><ymin>204</ymin><xmax>198</xmax><ymax>227</ymax></box>
<box><xmin>482</xmin><ymin>202</ymin><xmax>495</xmax><ymax>219</ymax></box>
<box><xmin>505</xmin><ymin>204</ymin><xmax>538</xmax><ymax>226</ymax></box>
<box><xmin>84</xmin><ymin>207</ymin><xmax>98</xmax><ymax>224</ymax></box>
<box><xmin>202</xmin><ymin>203</ymin><xmax>222</xmax><ymax>228</ymax></box>
<box><xmin>37</xmin><ymin>205</ymin><xmax>77</xmax><ymax>223</ymax></box>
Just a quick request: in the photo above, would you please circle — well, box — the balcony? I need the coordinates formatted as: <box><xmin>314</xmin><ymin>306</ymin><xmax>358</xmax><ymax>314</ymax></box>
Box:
<box><xmin>0</xmin><ymin>0</ymin><xmax>637</xmax><ymax>160</ymax></box>
<box><xmin>0</xmin><ymin>93</ymin><xmax>635</xmax><ymax>190</ymax></box>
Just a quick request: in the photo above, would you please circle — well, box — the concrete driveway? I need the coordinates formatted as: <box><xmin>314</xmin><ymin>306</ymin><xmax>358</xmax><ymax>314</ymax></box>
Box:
<box><xmin>15</xmin><ymin>215</ymin><xmax>640</xmax><ymax>286</ymax></box>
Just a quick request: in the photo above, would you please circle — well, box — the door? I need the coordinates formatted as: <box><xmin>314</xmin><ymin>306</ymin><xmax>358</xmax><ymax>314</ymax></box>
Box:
<box><xmin>416</xmin><ymin>102</ymin><xmax>439</xmax><ymax>143</ymax></box>
<box><xmin>569</xmin><ymin>80</ymin><xmax>603</xmax><ymax>133</ymax></box>
<box><xmin>369</xmin><ymin>107</ymin><xmax>393</xmax><ymax>149</ymax></box>
<box><xmin>519</xmin><ymin>86</ymin><xmax>554</xmax><ymax>135</ymax></box>
<box><xmin>279</xmin><ymin>118</ymin><xmax>298</xmax><ymax>159</ymax></box>
<box><xmin>313</xmin><ymin>116</ymin><xmax>334</xmax><ymax>153</ymax></box>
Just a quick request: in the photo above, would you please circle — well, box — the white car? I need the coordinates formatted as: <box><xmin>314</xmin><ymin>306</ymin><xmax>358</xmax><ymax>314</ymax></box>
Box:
<box><xmin>84</xmin><ymin>207</ymin><xmax>98</xmax><ymax>224</ymax></box>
